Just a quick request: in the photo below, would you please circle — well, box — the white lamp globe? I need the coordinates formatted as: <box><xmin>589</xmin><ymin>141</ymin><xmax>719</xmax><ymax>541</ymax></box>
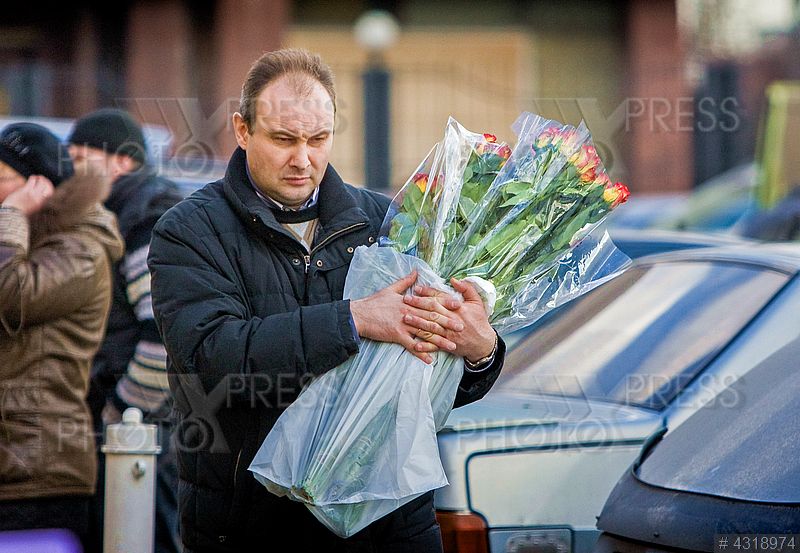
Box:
<box><xmin>354</xmin><ymin>10</ymin><xmax>400</xmax><ymax>52</ymax></box>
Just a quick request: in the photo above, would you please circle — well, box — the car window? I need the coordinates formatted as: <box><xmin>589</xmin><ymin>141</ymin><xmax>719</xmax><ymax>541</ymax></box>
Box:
<box><xmin>636</xmin><ymin>339</ymin><xmax>800</xmax><ymax>503</ymax></box>
<box><xmin>498</xmin><ymin>260</ymin><xmax>789</xmax><ymax>410</ymax></box>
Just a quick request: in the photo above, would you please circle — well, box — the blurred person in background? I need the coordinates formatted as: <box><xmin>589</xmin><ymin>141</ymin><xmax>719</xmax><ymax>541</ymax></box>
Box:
<box><xmin>68</xmin><ymin>108</ymin><xmax>183</xmax><ymax>553</ymax></box>
<box><xmin>0</xmin><ymin>123</ymin><xmax>123</xmax><ymax>544</ymax></box>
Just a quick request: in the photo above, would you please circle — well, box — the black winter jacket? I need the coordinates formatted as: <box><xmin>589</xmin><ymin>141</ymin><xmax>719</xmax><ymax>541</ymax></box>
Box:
<box><xmin>90</xmin><ymin>168</ymin><xmax>182</xmax><ymax>406</ymax></box>
<box><xmin>148</xmin><ymin>148</ymin><xmax>504</xmax><ymax>551</ymax></box>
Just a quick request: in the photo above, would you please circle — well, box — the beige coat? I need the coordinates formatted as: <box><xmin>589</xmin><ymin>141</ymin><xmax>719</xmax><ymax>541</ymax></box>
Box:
<box><xmin>0</xmin><ymin>173</ymin><xmax>124</xmax><ymax>501</ymax></box>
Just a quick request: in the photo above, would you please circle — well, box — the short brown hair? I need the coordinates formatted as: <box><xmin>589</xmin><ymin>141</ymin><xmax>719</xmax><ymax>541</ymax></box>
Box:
<box><xmin>239</xmin><ymin>48</ymin><xmax>336</xmax><ymax>132</ymax></box>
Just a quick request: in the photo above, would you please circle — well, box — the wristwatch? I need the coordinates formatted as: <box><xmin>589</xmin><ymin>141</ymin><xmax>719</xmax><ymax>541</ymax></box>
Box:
<box><xmin>464</xmin><ymin>331</ymin><xmax>498</xmax><ymax>371</ymax></box>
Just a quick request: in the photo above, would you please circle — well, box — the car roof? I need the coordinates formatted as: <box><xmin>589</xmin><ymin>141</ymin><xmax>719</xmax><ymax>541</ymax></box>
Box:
<box><xmin>504</xmin><ymin>240</ymin><xmax>800</xmax><ymax>349</ymax></box>
<box><xmin>632</xmin><ymin>241</ymin><xmax>800</xmax><ymax>274</ymax></box>
<box><xmin>597</xmin><ymin>339</ymin><xmax>800</xmax><ymax>547</ymax></box>
<box><xmin>500</xmin><ymin>241</ymin><xmax>800</xmax><ymax>416</ymax></box>
<box><xmin>609</xmin><ymin>228</ymin><xmax>751</xmax><ymax>248</ymax></box>
<box><xmin>608</xmin><ymin>228</ymin><xmax>757</xmax><ymax>260</ymax></box>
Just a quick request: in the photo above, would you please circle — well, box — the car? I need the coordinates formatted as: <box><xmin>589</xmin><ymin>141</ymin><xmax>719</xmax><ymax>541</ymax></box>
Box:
<box><xmin>605</xmin><ymin>193</ymin><xmax>689</xmax><ymax>230</ymax></box>
<box><xmin>606</xmin><ymin>164</ymin><xmax>757</xmax><ymax>233</ymax></box>
<box><xmin>501</xmin><ymin>229</ymin><xmax>756</xmax><ymax>350</ymax></box>
<box><xmin>594</xmin><ymin>337</ymin><xmax>800</xmax><ymax>553</ymax></box>
<box><xmin>157</xmin><ymin>154</ymin><xmax>227</xmax><ymax>196</ymax></box>
<box><xmin>435</xmin><ymin>242</ymin><xmax>800</xmax><ymax>553</ymax></box>
<box><xmin>658</xmin><ymin>163</ymin><xmax>758</xmax><ymax>232</ymax></box>
<box><xmin>608</xmin><ymin>228</ymin><xmax>751</xmax><ymax>259</ymax></box>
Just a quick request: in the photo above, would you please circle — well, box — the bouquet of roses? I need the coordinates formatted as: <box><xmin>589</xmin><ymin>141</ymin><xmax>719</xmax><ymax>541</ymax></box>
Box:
<box><xmin>249</xmin><ymin>112</ymin><xmax>631</xmax><ymax>537</ymax></box>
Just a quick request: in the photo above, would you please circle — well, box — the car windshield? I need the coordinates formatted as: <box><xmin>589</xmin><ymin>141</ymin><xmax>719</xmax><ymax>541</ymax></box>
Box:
<box><xmin>636</xmin><ymin>339</ymin><xmax>800</xmax><ymax>503</ymax></box>
<box><xmin>497</xmin><ymin>260</ymin><xmax>789</xmax><ymax>410</ymax></box>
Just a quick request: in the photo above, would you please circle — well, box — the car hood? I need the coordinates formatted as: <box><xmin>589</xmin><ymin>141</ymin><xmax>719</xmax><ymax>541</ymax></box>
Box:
<box><xmin>435</xmin><ymin>390</ymin><xmax>665</xmax><ymax>514</ymax></box>
<box><xmin>444</xmin><ymin>389</ymin><xmax>661</xmax><ymax>438</ymax></box>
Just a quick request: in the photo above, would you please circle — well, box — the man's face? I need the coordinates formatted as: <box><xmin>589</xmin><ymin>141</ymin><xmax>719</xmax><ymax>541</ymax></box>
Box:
<box><xmin>68</xmin><ymin>144</ymin><xmax>133</xmax><ymax>182</ymax></box>
<box><xmin>0</xmin><ymin>160</ymin><xmax>25</xmax><ymax>202</ymax></box>
<box><xmin>233</xmin><ymin>75</ymin><xmax>334</xmax><ymax>208</ymax></box>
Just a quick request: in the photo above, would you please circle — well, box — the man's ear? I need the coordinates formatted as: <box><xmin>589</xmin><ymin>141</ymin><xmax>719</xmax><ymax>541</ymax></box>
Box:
<box><xmin>233</xmin><ymin>113</ymin><xmax>249</xmax><ymax>150</ymax></box>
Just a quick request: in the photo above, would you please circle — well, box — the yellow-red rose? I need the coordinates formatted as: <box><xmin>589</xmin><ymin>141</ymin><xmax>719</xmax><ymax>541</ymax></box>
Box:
<box><xmin>603</xmin><ymin>182</ymin><xmax>630</xmax><ymax>207</ymax></box>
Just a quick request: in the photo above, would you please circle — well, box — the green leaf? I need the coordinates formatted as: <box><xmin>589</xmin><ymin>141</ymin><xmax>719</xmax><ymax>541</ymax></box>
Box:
<box><xmin>483</xmin><ymin>219</ymin><xmax>526</xmax><ymax>256</ymax></box>
<box><xmin>461</xmin><ymin>180</ymin><xmax>484</xmax><ymax>203</ymax></box>
<box><xmin>503</xmin><ymin>181</ymin><xmax>530</xmax><ymax>196</ymax></box>
<box><xmin>393</xmin><ymin>225</ymin><xmax>417</xmax><ymax>251</ymax></box>
<box><xmin>484</xmin><ymin>153</ymin><xmax>505</xmax><ymax>172</ymax></box>
<box><xmin>458</xmin><ymin>195</ymin><xmax>477</xmax><ymax>219</ymax></box>
<box><xmin>403</xmin><ymin>183</ymin><xmax>424</xmax><ymax>214</ymax></box>
<box><xmin>388</xmin><ymin>212</ymin><xmax>418</xmax><ymax>251</ymax></box>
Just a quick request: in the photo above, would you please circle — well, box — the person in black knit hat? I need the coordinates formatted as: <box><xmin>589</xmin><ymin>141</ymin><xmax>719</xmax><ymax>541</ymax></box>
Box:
<box><xmin>68</xmin><ymin>109</ymin><xmax>182</xmax><ymax>553</ymax></box>
<box><xmin>67</xmin><ymin>108</ymin><xmax>148</xmax><ymax>165</ymax></box>
<box><xmin>0</xmin><ymin>122</ymin><xmax>73</xmax><ymax>186</ymax></box>
<box><xmin>0</xmin><ymin>122</ymin><xmax>124</xmax><ymax>547</ymax></box>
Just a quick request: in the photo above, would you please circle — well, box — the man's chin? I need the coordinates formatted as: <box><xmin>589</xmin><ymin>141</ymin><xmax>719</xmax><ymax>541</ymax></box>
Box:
<box><xmin>279</xmin><ymin>191</ymin><xmax>315</xmax><ymax>208</ymax></box>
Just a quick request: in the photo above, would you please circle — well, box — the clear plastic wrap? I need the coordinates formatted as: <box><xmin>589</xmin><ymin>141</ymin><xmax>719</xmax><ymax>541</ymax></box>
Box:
<box><xmin>436</xmin><ymin>113</ymin><xmax>630</xmax><ymax>331</ymax></box>
<box><xmin>250</xmin><ymin>246</ymin><xmax>463</xmax><ymax>537</ymax></box>
<box><xmin>249</xmin><ymin>114</ymin><xmax>631</xmax><ymax>537</ymax></box>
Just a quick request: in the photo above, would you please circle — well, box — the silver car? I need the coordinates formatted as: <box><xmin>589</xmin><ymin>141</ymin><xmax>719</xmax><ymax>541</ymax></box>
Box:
<box><xmin>435</xmin><ymin>243</ymin><xmax>800</xmax><ymax>553</ymax></box>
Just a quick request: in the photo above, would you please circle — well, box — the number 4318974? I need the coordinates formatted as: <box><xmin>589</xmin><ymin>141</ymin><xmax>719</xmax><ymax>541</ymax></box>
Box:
<box><xmin>733</xmin><ymin>536</ymin><xmax>797</xmax><ymax>551</ymax></box>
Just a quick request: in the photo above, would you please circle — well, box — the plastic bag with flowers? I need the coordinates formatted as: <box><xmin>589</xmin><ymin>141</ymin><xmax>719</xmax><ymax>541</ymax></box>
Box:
<box><xmin>248</xmin><ymin>113</ymin><xmax>631</xmax><ymax>537</ymax></box>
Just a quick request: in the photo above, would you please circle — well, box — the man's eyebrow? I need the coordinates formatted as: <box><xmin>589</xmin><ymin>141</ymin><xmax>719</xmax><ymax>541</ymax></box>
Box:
<box><xmin>306</xmin><ymin>127</ymin><xmax>332</xmax><ymax>137</ymax></box>
<box><xmin>268</xmin><ymin>127</ymin><xmax>331</xmax><ymax>137</ymax></box>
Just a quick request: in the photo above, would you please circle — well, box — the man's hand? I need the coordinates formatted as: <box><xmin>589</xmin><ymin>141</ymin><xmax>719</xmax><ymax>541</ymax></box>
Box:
<box><xmin>349</xmin><ymin>271</ymin><xmax>465</xmax><ymax>364</ymax></box>
<box><xmin>401</xmin><ymin>278</ymin><xmax>496</xmax><ymax>363</ymax></box>
<box><xmin>2</xmin><ymin>175</ymin><xmax>54</xmax><ymax>216</ymax></box>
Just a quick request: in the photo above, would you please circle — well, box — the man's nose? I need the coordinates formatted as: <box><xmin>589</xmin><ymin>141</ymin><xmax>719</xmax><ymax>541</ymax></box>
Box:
<box><xmin>289</xmin><ymin>143</ymin><xmax>311</xmax><ymax>169</ymax></box>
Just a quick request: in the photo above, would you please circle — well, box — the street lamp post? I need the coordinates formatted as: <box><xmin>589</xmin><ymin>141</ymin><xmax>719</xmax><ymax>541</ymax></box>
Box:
<box><xmin>354</xmin><ymin>10</ymin><xmax>399</xmax><ymax>192</ymax></box>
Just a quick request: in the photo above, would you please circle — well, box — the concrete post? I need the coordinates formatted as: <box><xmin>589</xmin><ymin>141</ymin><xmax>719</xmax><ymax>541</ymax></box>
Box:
<box><xmin>101</xmin><ymin>408</ymin><xmax>161</xmax><ymax>553</ymax></box>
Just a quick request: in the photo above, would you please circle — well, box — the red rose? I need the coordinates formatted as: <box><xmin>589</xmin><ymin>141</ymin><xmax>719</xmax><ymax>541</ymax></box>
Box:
<box><xmin>602</xmin><ymin>182</ymin><xmax>630</xmax><ymax>207</ymax></box>
<box><xmin>579</xmin><ymin>166</ymin><xmax>597</xmax><ymax>183</ymax></box>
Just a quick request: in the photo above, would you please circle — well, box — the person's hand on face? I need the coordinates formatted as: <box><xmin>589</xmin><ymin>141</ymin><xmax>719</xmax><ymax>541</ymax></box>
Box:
<box><xmin>2</xmin><ymin>175</ymin><xmax>54</xmax><ymax>216</ymax></box>
<box><xmin>401</xmin><ymin>279</ymin><xmax>496</xmax><ymax>363</ymax></box>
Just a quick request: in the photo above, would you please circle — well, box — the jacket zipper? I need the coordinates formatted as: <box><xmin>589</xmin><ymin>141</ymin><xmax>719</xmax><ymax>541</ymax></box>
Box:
<box><xmin>301</xmin><ymin>222</ymin><xmax>368</xmax><ymax>305</ymax></box>
<box><xmin>310</xmin><ymin>222</ymin><xmax>368</xmax><ymax>256</ymax></box>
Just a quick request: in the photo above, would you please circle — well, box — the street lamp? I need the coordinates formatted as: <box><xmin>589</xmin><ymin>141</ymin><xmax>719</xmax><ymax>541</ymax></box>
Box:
<box><xmin>354</xmin><ymin>10</ymin><xmax>399</xmax><ymax>192</ymax></box>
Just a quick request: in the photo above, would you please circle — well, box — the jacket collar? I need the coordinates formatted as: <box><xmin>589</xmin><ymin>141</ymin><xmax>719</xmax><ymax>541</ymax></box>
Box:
<box><xmin>30</xmin><ymin>171</ymin><xmax>113</xmax><ymax>242</ymax></box>
<box><xmin>223</xmin><ymin>147</ymin><xmax>369</xmax><ymax>248</ymax></box>
<box><xmin>104</xmin><ymin>165</ymin><xmax>156</xmax><ymax>216</ymax></box>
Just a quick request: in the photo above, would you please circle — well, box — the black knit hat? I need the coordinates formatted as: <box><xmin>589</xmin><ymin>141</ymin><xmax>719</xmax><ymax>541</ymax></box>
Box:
<box><xmin>0</xmin><ymin>123</ymin><xmax>74</xmax><ymax>186</ymax></box>
<box><xmin>68</xmin><ymin>108</ymin><xmax>147</xmax><ymax>164</ymax></box>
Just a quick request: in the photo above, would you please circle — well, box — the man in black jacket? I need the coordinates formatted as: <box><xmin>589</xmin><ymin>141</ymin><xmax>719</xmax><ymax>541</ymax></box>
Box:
<box><xmin>148</xmin><ymin>49</ymin><xmax>505</xmax><ymax>552</ymax></box>
<box><xmin>69</xmin><ymin>109</ymin><xmax>183</xmax><ymax>553</ymax></box>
